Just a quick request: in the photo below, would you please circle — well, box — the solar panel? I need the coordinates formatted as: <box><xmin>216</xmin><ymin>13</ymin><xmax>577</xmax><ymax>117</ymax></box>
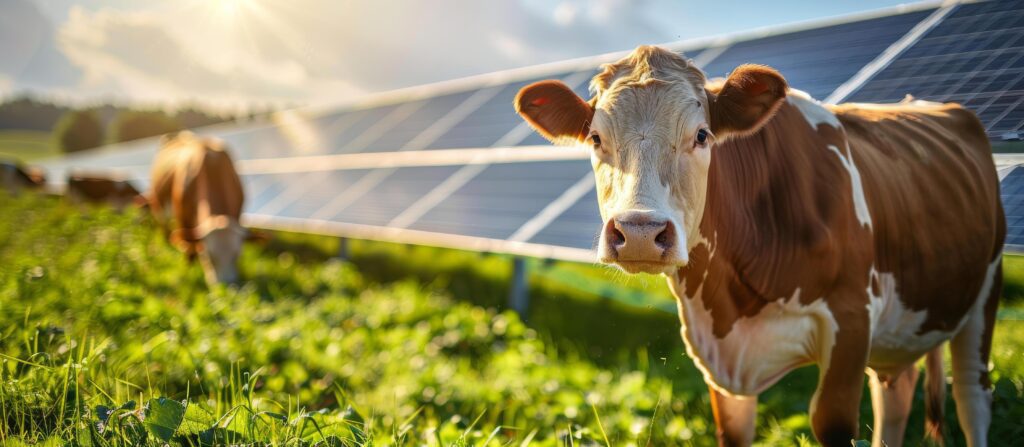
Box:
<box><xmin>1001</xmin><ymin>166</ymin><xmax>1024</xmax><ymax>248</ymax></box>
<box><xmin>244</xmin><ymin>173</ymin><xmax>293</xmax><ymax>214</ymax></box>
<box><xmin>212</xmin><ymin>123</ymin><xmax>297</xmax><ymax>160</ymax></box>
<box><xmin>428</xmin><ymin>77</ymin><xmax>566</xmax><ymax>150</ymax></box>
<box><xmin>702</xmin><ymin>8</ymin><xmax>934</xmax><ymax>99</ymax></box>
<box><xmin>360</xmin><ymin>92</ymin><xmax>474</xmax><ymax>152</ymax></box>
<box><xmin>265</xmin><ymin>169</ymin><xmax>373</xmax><ymax>218</ymax></box>
<box><xmin>846</xmin><ymin>0</ymin><xmax>1024</xmax><ymax>138</ymax></box>
<box><xmin>314</xmin><ymin>104</ymin><xmax>403</xmax><ymax>154</ymax></box>
<box><xmin>405</xmin><ymin>160</ymin><xmax>593</xmax><ymax>240</ymax></box>
<box><xmin>330</xmin><ymin>165</ymin><xmax>462</xmax><ymax>225</ymax></box>
<box><xmin>526</xmin><ymin>187</ymin><xmax>602</xmax><ymax>250</ymax></box>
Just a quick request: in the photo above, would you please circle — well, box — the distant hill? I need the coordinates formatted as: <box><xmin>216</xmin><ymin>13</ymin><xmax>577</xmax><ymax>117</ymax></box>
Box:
<box><xmin>0</xmin><ymin>97</ymin><xmax>67</xmax><ymax>132</ymax></box>
<box><xmin>0</xmin><ymin>96</ymin><xmax>242</xmax><ymax>133</ymax></box>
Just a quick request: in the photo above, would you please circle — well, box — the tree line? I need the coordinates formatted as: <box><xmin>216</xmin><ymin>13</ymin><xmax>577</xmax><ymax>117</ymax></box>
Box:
<box><xmin>0</xmin><ymin>97</ymin><xmax>274</xmax><ymax>153</ymax></box>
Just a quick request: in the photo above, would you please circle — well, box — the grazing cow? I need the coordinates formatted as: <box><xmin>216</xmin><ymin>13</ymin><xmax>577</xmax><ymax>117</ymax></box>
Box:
<box><xmin>149</xmin><ymin>131</ymin><xmax>251</xmax><ymax>285</ymax></box>
<box><xmin>1</xmin><ymin>160</ymin><xmax>46</xmax><ymax>195</ymax></box>
<box><xmin>514</xmin><ymin>46</ymin><xmax>1003</xmax><ymax>447</ymax></box>
<box><xmin>66</xmin><ymin>173</ymin><xmax>143</xmax><ymax>209</ymax></box>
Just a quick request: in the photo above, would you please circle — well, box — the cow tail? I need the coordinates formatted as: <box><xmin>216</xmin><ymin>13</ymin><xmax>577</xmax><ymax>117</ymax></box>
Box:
<box><xmin>923</xmin><ymin>345</ymin><xmax>946</xmax><ymax>445</ymax></box>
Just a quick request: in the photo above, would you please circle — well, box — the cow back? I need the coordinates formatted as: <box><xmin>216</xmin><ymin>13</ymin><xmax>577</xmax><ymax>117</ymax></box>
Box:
<box><xmin>834</xmin><ymin>102</ymin><xmax>1004</xmax><ymax>333</ymax></box>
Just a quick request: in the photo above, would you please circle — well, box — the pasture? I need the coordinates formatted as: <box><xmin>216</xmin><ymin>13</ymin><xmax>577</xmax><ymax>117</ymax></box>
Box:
<box><xmin>1</xmin><ymin>195</ymin><xmax>1022</xmax><ymax>446</ymax></box>
<box><xmin>0</xmin><ymin>131</ymin><xmax>61</xmax><ymax>162</ymax></box>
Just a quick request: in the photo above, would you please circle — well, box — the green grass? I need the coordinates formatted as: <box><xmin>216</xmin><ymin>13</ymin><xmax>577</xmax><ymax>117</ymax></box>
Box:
<box><xmin>0</xmin><ymin>130</ymin><xmax>61</xmax><ymax>162</ymax></box>
<box><xmin>0</xmin><ymin>194</ymin><xmax>1022</xmax><ymax>446</ymax></box>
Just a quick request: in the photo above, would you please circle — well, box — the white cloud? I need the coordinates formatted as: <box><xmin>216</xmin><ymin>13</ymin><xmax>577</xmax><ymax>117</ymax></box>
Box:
<box><xmin>20</xmin><ymin>0</ymin><xmax>679</xmax><ymax>109</ymax></box>
<box><xmin>0</xmin><ymin>74</ymin><xmax>13</xmax><ymax>98</ymax></box>
<box><xmin>56</xmin><ymin>5</ymin><xmax>364</xmax><ymax>110</ymax></box>
<box><xmin>553</xmin><ymin>3</ymin><xmax>578</xmax><ymax>26</ymax></box>
<box><xmin>0</xmin><ymin>0</ymin><xmax>81</xmax><ymax>91</ymax></box>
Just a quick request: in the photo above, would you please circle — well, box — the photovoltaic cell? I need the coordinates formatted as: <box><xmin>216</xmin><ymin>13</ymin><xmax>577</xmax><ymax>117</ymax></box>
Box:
<box><xmin>274</xmin><ymin>169</ymin><xmax>374</xmax><ymax>219</ymax></box>
<box><xmin>847</xmin><ymin>0</ymin><xmax>1024</xmax><ymax>138</ymax></box>
<box><xmin>703</xmin><ymin>9</ymin><xmax>934</xmax><ymax>100</ymax></box>
<box><xmin>407</xmin><ymin>160</ymin><xmax>592</xmax><ymax>240</ymax></box>
<box><xmin>428</xmin><ymin>77</ymin><xmax>555</xmax><ymax>149</ymax></box>
<box><xmin>331</xmin><ymin>165</ymin><xmax>461</xmax><ymax>226</ymax></box>
<box><xmin>360</xmin><ymin>92</ymin><xmax>474</xmax><ymax>152</ymax></box>
<box><xmin>212</xmin><ymin>124</ymin><xmax>295</xmax><ymax>160</ymax></box>
<box><xmin>314</xmin><ymin>104</ymin><xmax>401</xmax><ymax>154</ymax></box>
<box><xmin>243</xmin><ymin>173</ymin><xmax>293</xmax><ymax>214</ymax></box>
<box><xmin>428</xmin><ymin>70</ymin><xmax>600</xmax><ymax>150</ymax></box>
<box><xmin>526</xmin><ymin>187</ymin><xmax>602</xmax><ymax>250</ymax></box>
<box><xmin>1001</xmin><ymin>166</ymin><xmax>1024</xmax><ymax>247</ymax></box>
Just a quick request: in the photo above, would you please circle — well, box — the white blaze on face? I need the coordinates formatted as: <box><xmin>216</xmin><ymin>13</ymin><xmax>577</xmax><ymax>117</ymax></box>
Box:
<box><xmin>590</xmin><ymin>83</ymin><xmax>713</xmax><ymax>261</ymax></box>
<box><xmin>788</xmin><ymin>89</ymin><xmax>872</xmax><ymax>229</ymax></box>
<box><xmin>199</xmin><ymin>223</ymin><xmax>244</xmax><ymax>284</ymax></box>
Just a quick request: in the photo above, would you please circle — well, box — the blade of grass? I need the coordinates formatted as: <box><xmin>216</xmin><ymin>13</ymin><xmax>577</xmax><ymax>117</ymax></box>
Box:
<box><xmin>591</xmin><ymin>404</ymin><xmax>610</xmax><ymax>447</ymax></box>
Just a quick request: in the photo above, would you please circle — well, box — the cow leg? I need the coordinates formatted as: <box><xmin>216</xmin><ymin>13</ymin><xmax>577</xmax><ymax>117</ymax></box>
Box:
<box><xmin>708</xmin><ymin>385</ymin><xmax>757</xmax><ymax>447</ymax></box>
<box><xmin>810</xmin><ymin>300</ymin><xmax>870</xmax><ymax>447</ymax></box>
<box><xmin>923</xmin><ymin>346</ymin><xmax>947</xmax><ymax>445</ymax></box>
<box><xmin>949</xmin><ymin>262</ymin><xmax>1000</xmax><ymax>447</ymax></box>
<box><xmin>867</xmin><ymin>365</ymin><xmax>919</xmax><ymax>447</ymax></box>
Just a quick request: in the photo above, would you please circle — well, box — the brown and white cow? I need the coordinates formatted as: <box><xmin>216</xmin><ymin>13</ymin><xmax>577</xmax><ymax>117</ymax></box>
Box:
<box><xmin>66</xmin><ymin>172</ymin><xmax>144</xmax><ymax>209</ymax></box>
<box><xmin>149</xmin><ymin>131</ymin><xmax>251</xmax><ymax>285</ymax></box>
<box><xmin>515</xmin><ymin>46</ymin><xmax>1003</xmax><ymax>447</ymax></box>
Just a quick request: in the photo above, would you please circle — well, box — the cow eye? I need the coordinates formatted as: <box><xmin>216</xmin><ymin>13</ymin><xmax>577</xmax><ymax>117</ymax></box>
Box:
<box><xmin>695</xmin><ymin>128</ymin><xmax>709</xmax><ymax>146</ymax></box>
<box><xmin>590</xmin><ymin>133</ymin><xmax>602</xmax><ymax>148</ymax></box>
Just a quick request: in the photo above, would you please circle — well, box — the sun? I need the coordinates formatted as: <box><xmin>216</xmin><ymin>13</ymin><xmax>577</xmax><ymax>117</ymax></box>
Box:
<box><xmin>210</xmin><ymin>0</ymin><xmax>253</xmax><ymax>19</ymax></box>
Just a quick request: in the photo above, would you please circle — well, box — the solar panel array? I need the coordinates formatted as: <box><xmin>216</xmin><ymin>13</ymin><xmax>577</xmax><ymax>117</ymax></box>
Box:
<box><xmin>37</xmin><ymin>0</ymin><xmax>1024</xmax><ymax>260</ymax></box>
<box><xmin>847</xmin><ymin>0</ymin><xmax>1024</xmax><ymax>139</ymax></box>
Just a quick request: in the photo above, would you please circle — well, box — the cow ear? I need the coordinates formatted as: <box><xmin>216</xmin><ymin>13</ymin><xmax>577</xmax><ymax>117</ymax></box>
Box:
<box><xmin>515</xmin><ymin>80</ymin><xmax>594</xmax><ymax>145</ymax></box>
<box><xmin>708</xmin><ymin>64</ymin><xmax>787</xmax><ymax>138</ymax></box>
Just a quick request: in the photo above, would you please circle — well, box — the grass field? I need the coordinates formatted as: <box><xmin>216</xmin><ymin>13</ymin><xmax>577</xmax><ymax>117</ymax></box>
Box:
<box><xmin>1</xmin><ymin>195</ymin><xmax>1022</xmax><ymax>446</ymax></box>
<box><xmin>0</xmin><ymin>130</ymin><xmax>61</xmax><ymax>162</ymax></box>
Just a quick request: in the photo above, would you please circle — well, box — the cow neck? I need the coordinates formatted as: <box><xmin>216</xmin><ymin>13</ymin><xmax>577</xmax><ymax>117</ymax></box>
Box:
<box><xmin>676</xmin><ymin>102</ymin><xmax>851</xmax><ymax>337</ymax></box>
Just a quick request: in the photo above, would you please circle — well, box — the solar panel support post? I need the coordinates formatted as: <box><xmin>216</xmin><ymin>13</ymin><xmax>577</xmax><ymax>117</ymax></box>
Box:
<box><xmin>336</xmin><ymin>237</ymin><xmax>350</xmax><ymax>261</ymax></box>
<box><xmin>510</xmin><ymin>257</ymin><xmax>529</xmax><ymax>319</ymax></box>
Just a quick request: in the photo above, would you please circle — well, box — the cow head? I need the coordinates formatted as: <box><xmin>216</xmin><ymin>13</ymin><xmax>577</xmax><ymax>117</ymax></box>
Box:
<box><xmin>515</xmin><ymin>46</ymin><xmax>786</xmax><ymax>274</ymax></box>
<box><xmin>171</xmin><ymin>215</ymin><xmax>247</xmax><ymax>285</ymax></box>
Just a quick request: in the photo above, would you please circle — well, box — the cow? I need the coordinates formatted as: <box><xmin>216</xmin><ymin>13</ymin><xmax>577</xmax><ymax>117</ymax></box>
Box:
<box><xmin>1</xmin><ymin>160</ymin><xmax>46</xmax><ymax>195</ymax></box>
<box><xmin>148</xmin><ymin>131</ymin><xmax>254</xmax><ymax>285</ymax></box>
<box><xmin>514</xmin><ymin>46</ymin><xmax>1003</xmax><ymax>447</ymax></box>
<box><xmin>66</xmin><ymin>172</ymin><xmax>144</xmax><ymax>209</ymax></box>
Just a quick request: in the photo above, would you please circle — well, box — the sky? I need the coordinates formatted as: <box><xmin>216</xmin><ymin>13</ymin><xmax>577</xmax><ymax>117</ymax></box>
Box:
<box><xmin>0</xmin><ymin>0</ymin><xmax>917</xmax><ymax>111</ymax></box>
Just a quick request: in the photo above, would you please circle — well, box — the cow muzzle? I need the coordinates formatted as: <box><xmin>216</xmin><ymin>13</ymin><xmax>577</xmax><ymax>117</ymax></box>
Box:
<box><xmin>599</xmin><ymin>210</ymin><xmax>686</xmax><ymax>274</ymax></box>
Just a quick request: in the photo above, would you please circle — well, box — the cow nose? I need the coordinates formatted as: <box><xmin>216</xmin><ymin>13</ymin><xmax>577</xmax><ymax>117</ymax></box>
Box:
<box><xmin>602</xmin><ymin>211</ymin><xmax>677</xmax><ymax>262</ymax></box>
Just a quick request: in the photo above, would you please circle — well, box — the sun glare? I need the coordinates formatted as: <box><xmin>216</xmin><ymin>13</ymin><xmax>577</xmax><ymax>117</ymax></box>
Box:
<box><xmin>212</xmin><ymin>0</ymin><xmax>252</xmax><ymax>19</ymax></box>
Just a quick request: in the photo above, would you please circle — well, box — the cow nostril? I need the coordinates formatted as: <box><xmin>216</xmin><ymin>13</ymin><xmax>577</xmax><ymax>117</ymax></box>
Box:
<box><xmin>655</xmin><ymin>224</ymin><xmax>675</xmax><ymax>250</ymax></box>
<box><xmin>609</xmin><ymin>226</ymin><xmax>626</xmax><ymax>246</ymax></box>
